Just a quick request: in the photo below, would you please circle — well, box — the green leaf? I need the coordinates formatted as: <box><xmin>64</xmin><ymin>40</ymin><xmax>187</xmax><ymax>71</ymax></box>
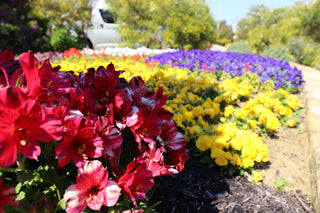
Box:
<box><xmin>54</xmin><ymin>199</ymin><xmax>66</xmax><ymax>212</ymax></box>
<box><xmin>15</xmin><ymin>182</ymin><xmax>22</xmax><ymax>193</ymax></box>
<box><xmin>16</xmin><ymin>191</ymin><xmax>26</xmax><ymax>201</ymax></box>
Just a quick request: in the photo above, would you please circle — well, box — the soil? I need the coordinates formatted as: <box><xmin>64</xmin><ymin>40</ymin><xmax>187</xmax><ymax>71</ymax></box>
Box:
<box><xmin>147</xmin><ymin>94</ymin><xmax>314</xmax><ymax>212</ymax></box>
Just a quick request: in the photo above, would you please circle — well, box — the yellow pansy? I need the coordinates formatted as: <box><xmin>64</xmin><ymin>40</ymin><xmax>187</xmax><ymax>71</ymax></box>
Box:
<box><xmin>286</xmin><ymin>119</ymin><xmax>297</xmax><ymax>127</ymax></box>
<box><xmin>224</xmin><ymin>105</ymin><xmax>234</xmax><ymax>117</ymax></box>
<box><xmin>196</xmin><ymin>135</ymin><xmax>212</xmax><ymax>151</ymax></box>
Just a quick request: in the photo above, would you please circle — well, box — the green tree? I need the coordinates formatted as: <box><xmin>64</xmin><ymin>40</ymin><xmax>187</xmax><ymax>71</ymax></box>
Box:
<box><xmin>0</xmin><ymin>0</ymin><xmax>51</xmax><ymax>53</ymax></box>
<box><xmin>235</xmin><ymin>4</ymin><xmax>269</xmax><ymax>41</ymax></box>
<box><xmin>300</xmin><ymin>0</ymin><xmax>320</xmax><ymax>42</ymax></box>
<box><xmin>109</xmin><ymin>0</ymin><xmax>217</xmax><ymax>49</ymax></box>
<box><xmin>30</xmin><ymin>0</ymin><xmax>91</xmax><ymax>50</ymax></box>
<box><xmin>216</xmin><ymin>20</ymin><xmax>233</xmax><ymax>46</ymax></box>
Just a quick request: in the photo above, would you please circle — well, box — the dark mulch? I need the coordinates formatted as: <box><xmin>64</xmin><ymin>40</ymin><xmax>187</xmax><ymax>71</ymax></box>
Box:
<box><xmin>147</xmin><ymin>154</ymin><xmax>314</xmax><ymax>213</ymax></box>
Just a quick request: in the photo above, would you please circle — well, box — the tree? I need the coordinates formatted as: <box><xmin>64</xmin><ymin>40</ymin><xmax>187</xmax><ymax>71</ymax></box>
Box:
<box><xmin>300</xmin><ymin>0</ymin><xmax>320</xmax><ymax>42</ymax></box>
<box><xmin>109</xmin><ymin>0</ymin><xmax>217</xmax><ymax>49</ymax></box>
<box><xmin>235</xmin><ymin>4</ymin><xmax>269</xmax><ymax>41</ymax></box>
<box><xmin>0</xmin><ymin>0</ymin><xmax>50</xmax><ymax>53</ymax></box>
<box><xmin>30</xmin><ymin>0</ymin><xmax>91</xmax><ymax>47</ymax></box>
<box><xmin>216</xmin><ymin>20</ymin><xmax>233</xmax><ymax>46</ymax></box>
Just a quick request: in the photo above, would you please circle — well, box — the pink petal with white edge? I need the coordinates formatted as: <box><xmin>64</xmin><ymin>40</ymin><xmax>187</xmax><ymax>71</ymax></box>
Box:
<box><xmin>104</xmin><ymin>180</ymin><xmax>121</xmax><ymax>207</ymax></box>
<box><xmin>64</xmin><ymin>185</ymin><xmax>87</xmax><ymax>213</ymax></box>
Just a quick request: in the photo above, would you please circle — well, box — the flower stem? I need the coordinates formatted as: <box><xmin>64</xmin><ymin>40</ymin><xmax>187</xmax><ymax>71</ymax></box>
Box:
<box><xmin>0</xmin><ymin>166</ymin><xmax>18</xmax><ymax>173</ymax></box>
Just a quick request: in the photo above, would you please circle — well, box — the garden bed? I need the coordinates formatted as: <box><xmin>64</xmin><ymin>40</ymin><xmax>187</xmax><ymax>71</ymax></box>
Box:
<box><xmin>147</xmin><ymin>92</ymin><xmax>313</xmax><ymax>213</ymax></box>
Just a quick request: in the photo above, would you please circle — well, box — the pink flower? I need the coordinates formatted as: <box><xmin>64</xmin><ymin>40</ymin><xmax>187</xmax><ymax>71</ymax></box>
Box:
<box><xmin>0</xmin><ymin>179</ymin><xmax>19</xmax><ymax>212</ymax></box>
<box><xmin>64</xmin><ymin>160</ymin><xmax>121</xmax><ymax>213</ymax></box>
<box><xmin>122</xmin><ymin>209</ymin><xmax>144</xmax><ymax>213</ymax></box>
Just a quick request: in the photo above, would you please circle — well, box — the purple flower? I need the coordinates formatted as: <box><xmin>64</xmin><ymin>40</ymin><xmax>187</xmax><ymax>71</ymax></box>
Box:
<box><xmin>146</xmin><ymin>50</ymin><xmax>304</xmax><ymax>90</ymax></box>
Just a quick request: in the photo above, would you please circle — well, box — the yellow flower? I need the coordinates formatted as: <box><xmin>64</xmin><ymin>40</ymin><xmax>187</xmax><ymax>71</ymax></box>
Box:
<box><xmin>211</xmin><ymin>148</ymin><xmax>233</xmax><ymax>166</ymax></box>
<box><xmin>192</xmin><ymin>106</ymin><xmax>204</xmax><ymax>117</ymax></box>
<box><xmin>286</xmin><ymin>119</ymin><xmax>297</xmax><ymax>127</ymax></box>
<box><xmin>251</xmin><ymin>171</ymin><xmax>263</xmax><ymax>182</ymax></box>
<box><xmin>220</xmin><ymin>117</ymin><xmax>226</xmax><ymax>122</ymax></box>
<box><xmin>234</xmin><ymin>108</ymin><xmax>248</xmax><ymax>120</ymax></box>
<box><xmin>183</xmin><ymin>110</ymin><xmax>193</xmax><ymax>121</ymax></box>
<box><xmin>247</xmin><ymin>119</ymin><xmax>257</xmax><ymax>129</ymax></box>
<box><xmin>196</xmin><ymin>135</ymin><xmax>211</xmax><ymax>151</ymax></box>
<box><xmin>211</xmin><ymin>134</ymin><xmax>230</xmax><ymax>150</ymax></box>
<box><xmin>224</xmin><ymin>105</ymin><xmax>234</xmax><ymax>117</ymax></box>
<box><xmin>188</xmin><ymin>125</ymin><xmax>203</xmax><ymax>136</ymax></box>
<box><xmin>229</xmin><ymin>136</ymin><xmax>243</xmax><ymax>151</ymax></box>
<box><xmin>266</xmin><ymin>115</ymin><xmax>280</xmax><ymax>131</ymax></box>
<box><xmin>215</xmin><ymin>156</ymin><xmax>229</xmax><ymax>166</ymax></box>
<box><xmin>214</xmin><ymin>96</ymin><xmax>223</xmax><ymax>103</ymax></box>
<box><xmin>242</xmin><ymin>158</ymin><xmax>254</xmax><ymax>168</ymax></box>
<box><xmin>230</xmin><ymin>154</ymin><xmax>242</xmax><ymax>166</ymax></box>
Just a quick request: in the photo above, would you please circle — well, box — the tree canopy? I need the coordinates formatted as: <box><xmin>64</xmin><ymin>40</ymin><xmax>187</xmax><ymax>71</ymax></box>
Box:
<box><xmin>108</xmin><ymin>0</ymin><xmax>217</xmax><ymax>49</ymax></box>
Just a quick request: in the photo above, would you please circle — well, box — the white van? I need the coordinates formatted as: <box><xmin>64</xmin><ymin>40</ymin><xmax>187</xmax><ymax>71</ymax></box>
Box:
<box><xmin>85</xmin><ymin>0</ymin><xmax>121</xmax><ymax>49</ymax></box>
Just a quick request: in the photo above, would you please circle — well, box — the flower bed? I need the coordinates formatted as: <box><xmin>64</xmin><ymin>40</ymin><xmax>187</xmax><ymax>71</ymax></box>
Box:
<box><xmin>0</xmin><ymin>49</ymin><xmax>188</xmax><ymax>212</ymax></box>
<box><xmin>146</xmin><ymin>50</ymin><xmax>304</xmax><ymax>92</ymax></box>
<box><xmin>0</xmin><ymin>48</ymin><xmax>304</xmax><ymax>212</ymax></box>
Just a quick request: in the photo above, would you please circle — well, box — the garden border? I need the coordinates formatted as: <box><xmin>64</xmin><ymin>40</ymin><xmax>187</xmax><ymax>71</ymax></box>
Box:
<box><xmin>291</xmin><ymin>62</ymin><xmax>320</xmax><ymax>213</ymax></box>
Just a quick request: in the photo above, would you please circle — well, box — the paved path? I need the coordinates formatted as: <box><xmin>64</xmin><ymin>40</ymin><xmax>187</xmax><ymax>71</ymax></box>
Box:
<box><xmin>290</xmin><ymin>62</ymin><xmax>320</xmax><ymax>213</ymax></box>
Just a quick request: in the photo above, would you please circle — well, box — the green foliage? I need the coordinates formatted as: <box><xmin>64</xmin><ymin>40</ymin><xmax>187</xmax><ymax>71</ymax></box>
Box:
<box><xmin>0</xmin><ymin>0</ymin><xmax>51</xmax><ymax>54</ymax></box>
<box><xmin>234</xmin><ymin>1</ymin><xmax>320</xmax><ymax>68</ymax></box>
<box><xmin>227</xmin><ymin>41</ymin><xmax>254</xmax><ymax>54</ymax></box>
<box><xmin>235</xmin><ymin>4</ymin><xmax>270</xmax><ymax>41</ymax></box>
<box><xmin>29</xmin><ymin>0</ymin><xmax>91</xmax><ymax>51</ymax></box>
<box><xmin>261</xmin><ymin>45</ymin><xmax>292</xmax><ymax>61</ymax></box>
<box><xmin>273</xmin><ymin>176</ymin><xmax>291</xmax><ymax>191</ymax></box>
<box><xmin>109</xmin><ymin>0</ymin><xmax>217</xmax><ymax>49</ymax></box>
<box><xmin>288</xmin><ymin>37</ymin><xmax>320</xmax><ymax>66</ymax></box>
<box><xmin>49</xmin><ymin>27</ymin><xmax>85</xmax><ymax>51</ymax></box>
<box><xmin>217</xmin><ymin>20</ymin><xmax>233</xmax><ymax>46</ymax></box>
<box><xmin>300</xmin><ymin>0</ymin><xmax>320</xmax><ymax>42</ymax></box>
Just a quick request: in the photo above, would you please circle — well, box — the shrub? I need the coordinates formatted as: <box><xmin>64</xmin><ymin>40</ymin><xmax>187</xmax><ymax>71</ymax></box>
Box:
<box><xmin>49</xmin><ymin>27</ymin><xmax>85</xmax><ymax>52</ymax></box>
<box><xmin>227</xmin><ymin>41</ymin><xmax>254</xmax><ymax>54</ymax></box>
<box><xmin>287</xmin><ymin>37</ymin><xmax>320</xmax><ymax>66</ymax></box>
<box><xmin>0</xmin><ymin>0</ymin><xmax>51</xmax><ymax>54</ymax></box>
<box><xmin>261</xmin><ymin>45</ymin><xmax>292</xmax><ymax>62</ymax></box>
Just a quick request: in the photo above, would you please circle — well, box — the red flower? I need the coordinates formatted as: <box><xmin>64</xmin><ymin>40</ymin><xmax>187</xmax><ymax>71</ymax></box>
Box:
<box><xmin>64</xmin><ymin>160</ymin><xmax>121</xmax><ymax>213</ymax></box>
<box><xmin>55</xmin><ymin>115</ymin><xmax>103</xmax><ymax>167</ymax></box>
<box><xmin>158</xmin><ymin>120</ymin><xmax>189</xmax><ymax>172</ymax></box>
<box><xmin>117</xmin><ymin>159</ymin><xmax>154</xmax><ymax>206</ymax></box>
<box><xmin>142</xmin><ymin>145</ymin><xmax>178</xmax><ymax>177</ymax></box>
<box><xmin>0</xmin><ymin>92</ymin><xmax>62</xmax><ymax>167</ymax></box>
<box><xmin>0</xmin><ymin>179</ymin><xmax>19</xmax><ymax>212</ymax></box>
<box><xmin>245</xmin><ymin>63</ymin><xmax>250</xmax><ymax>72</ymax></box>
<box><xmin>159</xmin><ymin>120</ymin><xmax>186</xmax><ymax>151</ymax></box>
<box><xmin>0</xmin><ymin>49</ymin><xmax>21</xmax><ymax>86</ymax></box>
<box><xmin>19</xmin><ymin>51</ymin><xmax>70</xmax><ymax>102</ymax></box>
<box><xmin>94</xmin><ymin>116</ymin><xmax>123</xmax><ymax>158</ymax></box>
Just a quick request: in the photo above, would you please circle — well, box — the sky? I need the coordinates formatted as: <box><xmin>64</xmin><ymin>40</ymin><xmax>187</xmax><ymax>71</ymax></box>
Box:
<box><xmin>205</xmin><ymin>0</ymin><xmax>312</xmax><ymax>31</ymax></box>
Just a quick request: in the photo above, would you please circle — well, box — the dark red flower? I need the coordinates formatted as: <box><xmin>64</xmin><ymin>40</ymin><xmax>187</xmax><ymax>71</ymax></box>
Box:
<box><xmin>159</xmin><ymin>120</ymin><xmax>186</xmax><ymax>151</ymax></box>
<box><xmin>55</xmin><ymin>115</ymin><xmax>103</xmax><ymax>167</ymax></box>
<box><xmin>94</xmin><ymin>116</ymin><xmax>123</xmax><ymax>158</ymax></box>
<box><xmin>0</xmin><ymin>179</ymin><xmax>19</xmax><ymax>212</ymax></box>
<box><xmin>142</xmin><ymin>145</ymin><xmax>178</xmax><ymax>177</ymax></box>
<box><xmin>19</xmin><ymin>51</ymin><xmax>70</xmax><ymax>102</ymax></box>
